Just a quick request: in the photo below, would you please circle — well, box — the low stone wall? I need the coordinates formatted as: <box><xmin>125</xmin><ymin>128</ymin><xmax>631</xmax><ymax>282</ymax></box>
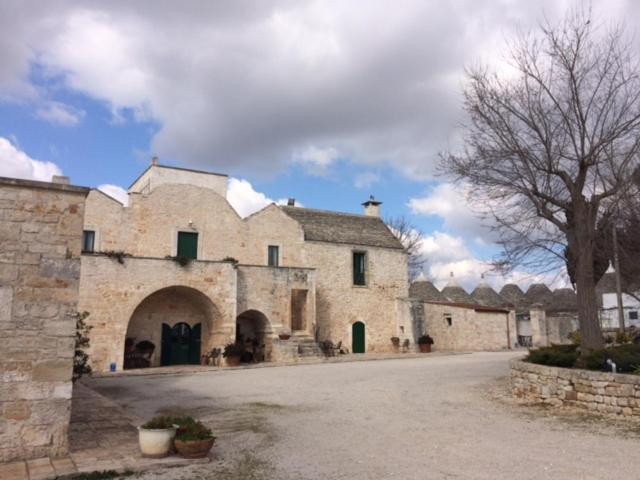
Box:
<box><xmin>510</xmin><ymin>359</ymin><xmax>640</xmax><ymax>417</ymax></box>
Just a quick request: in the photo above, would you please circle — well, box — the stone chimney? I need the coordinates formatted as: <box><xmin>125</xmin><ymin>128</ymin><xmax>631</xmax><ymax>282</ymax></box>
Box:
<box><xmin>51</xmin><ymin>175</ymin><xmax>70</xmax><ymax>185</ymax></box>
<box><xmin>287</xmin><ymin>198</ymin><xmax>296</xmax><ymax>206</ymax></box>
<box><xmin>151</xmin><ymin>155</ymin><xmax>159</xmax><ymax>166</ymax></box>
<box><xmin>362</xmin><ymin>195</ymin><xmax>382</xmax><ymax>217</ymax></box>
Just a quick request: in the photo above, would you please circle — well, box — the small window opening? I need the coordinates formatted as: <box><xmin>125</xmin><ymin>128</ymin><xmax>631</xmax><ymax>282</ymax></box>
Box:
<box><xmin>82</xmin><ymin>230</ymin><xmax>95</xmax><ymax>253</ymax></box>
<box><xmin>268</xmin><ymin>245</ymin><xmax>279</xmax><ymax>267</ymax></box>
<box><xmin>444</xmin><ymin>315</ymin><xmax>452</xmax><ymax>327</ymax></box>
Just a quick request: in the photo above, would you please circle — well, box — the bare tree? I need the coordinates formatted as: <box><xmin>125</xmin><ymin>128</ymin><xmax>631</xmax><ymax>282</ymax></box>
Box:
<box><xmin>442</xmin><ymin>8</ymin><xmax>640</xmax><ymax>351</ymax></box>
<box><xmin>385</xmin><ymin>215</ymin><xmax>426</xmax><ymax>279</ymax></box>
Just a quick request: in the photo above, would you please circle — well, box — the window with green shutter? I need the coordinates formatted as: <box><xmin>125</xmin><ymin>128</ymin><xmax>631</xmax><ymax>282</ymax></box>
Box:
<box><xmin>177</xmin><ymin>232</ymin><xmax>198</xmax><ymax>260</ymax></box>
<box><xmin>353</xmin><ymin>251</ymin><xmax>366</xmax><ymax>286</ymax></box>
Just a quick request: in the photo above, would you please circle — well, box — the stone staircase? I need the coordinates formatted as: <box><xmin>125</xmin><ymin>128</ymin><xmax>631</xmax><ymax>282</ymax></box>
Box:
<box><xmin>292</xmin><ymin>333</ymin><xmax>324</xmax><ymax>359</ymax></box>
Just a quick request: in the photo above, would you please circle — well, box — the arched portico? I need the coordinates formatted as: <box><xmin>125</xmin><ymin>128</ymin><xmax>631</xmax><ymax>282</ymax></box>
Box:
<box><xmin>235</xmin><ymin>309</ymin><xmax>272</xmax><ymax>363</ymax></box>
<box><xmin>124</xmin><ymin>285</ymin><xmax>219</xmax><ymax>368</ymax></box>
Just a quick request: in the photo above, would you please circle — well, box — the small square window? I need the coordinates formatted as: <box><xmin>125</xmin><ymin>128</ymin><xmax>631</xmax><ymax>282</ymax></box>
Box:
<box><xmin>629</xmin><ymin>311</ymin><xmax>639</xmax><ymax>321</ymax></box>
<box><xmin>444</xmin><ymin>315</ymin><xmax>452</xmax><ymax>327</ymax></box>
<box><xmin>268</xmin><ymin>245</ymin><xmax>279</xmax><ymax>267</ymax></box>
<box><xmin>82</xmin><ymin>230</ymin><xmax>95</xmax><ymax>253</ymax></box>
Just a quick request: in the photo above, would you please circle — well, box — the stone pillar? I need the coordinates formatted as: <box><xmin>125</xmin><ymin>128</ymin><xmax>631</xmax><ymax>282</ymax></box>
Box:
<box><xmin>0</xmin><ymin>177</ymin><xmax>89</xmax><ymax>463</ymax></box>
<box><xmin>530</xmin><ymin>304</ymin><xmax>548</xmax><ymax>347</ymax></box>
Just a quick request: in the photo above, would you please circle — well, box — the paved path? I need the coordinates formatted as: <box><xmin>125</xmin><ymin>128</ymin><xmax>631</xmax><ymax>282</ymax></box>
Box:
<box><xmin>86</xmin><ymin>352</ymin><xmax>640</xmax><ymax>480</ymax></box>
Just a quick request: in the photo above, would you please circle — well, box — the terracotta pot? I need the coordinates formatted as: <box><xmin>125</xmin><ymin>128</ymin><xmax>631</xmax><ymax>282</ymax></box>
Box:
<box><xmin>419</xmin><ymin>344</ymin><xmax>432</xmax><ymax>353</ymax></box>
<box><xmin>225</xmin><ymin>355</ymin><xmax>241</xmax><ymax>367</ymax></box>
<box><xmin>174</xmin><ymin>437</ymin><xmax>215</xmax><ymax>459</ymax></box>
<box><xmin>138</xmin><ymin>426</ymin><xmax>176</xmax><ymax>458</ymax></box>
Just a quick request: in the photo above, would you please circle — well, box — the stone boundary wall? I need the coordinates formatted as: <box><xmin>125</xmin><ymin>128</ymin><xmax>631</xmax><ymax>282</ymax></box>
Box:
<box><xmin>510</xmin><ymin>359</ymin><xmax>640</xmax><ymax>417</ymax></box>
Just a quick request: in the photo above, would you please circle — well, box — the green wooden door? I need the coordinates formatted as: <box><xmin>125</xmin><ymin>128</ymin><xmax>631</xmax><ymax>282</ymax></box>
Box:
<box><xmin>177</xmin><ymin>232</ymin><xmax>198</xmax><ymax>259</ymax></box>
<box><xmin>161</xmin><ymin>323</ymin><xmax>171</xmax><ymax>366</ymax></box>
<box><xmin>352</xmin><ymin>322</ymin><xmax>365</xmax><ymax>353</ymax></box>
<box><xmin>170</xmin><ymin>323</ymin><xmax>191</xmax><ymax>365</ymax></box>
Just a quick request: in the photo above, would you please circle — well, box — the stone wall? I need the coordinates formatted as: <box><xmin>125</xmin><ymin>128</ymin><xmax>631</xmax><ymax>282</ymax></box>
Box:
<box><xmin>510</xmin><ymin>359</ymin><xmax>640</xmax><ymax>417</ymax></box>
<box><xmin>424</xmin><ymin>302</ymin><xmax>514</xmax><ymax>351</ymax></box>
<box><xmin>0</xmin><ymin>177</ymin><xmax>88</xmax><ymax>463</ymax></box>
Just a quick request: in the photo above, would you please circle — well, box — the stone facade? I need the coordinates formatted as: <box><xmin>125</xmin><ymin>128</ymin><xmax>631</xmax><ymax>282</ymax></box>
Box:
<box><xmin>79</xmin><ymin>164</ymin><xmax>409</xmax><ymax>371</ymax></box>
<box><xmin>511</xmin><ymin>359</ymin><xmax>640</xmax><ymax>417</ymax></box>
<box><xmin>0</xmin><ymin>177</ymin><xmax>89</xmax><ymax>463</ymax></box>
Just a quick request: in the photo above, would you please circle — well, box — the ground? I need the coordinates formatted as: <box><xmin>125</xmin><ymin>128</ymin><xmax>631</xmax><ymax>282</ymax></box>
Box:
<box><xmin>85</xmin><ymin>352</ymin><xmax>639</xmax><ymax>480</ymax></box>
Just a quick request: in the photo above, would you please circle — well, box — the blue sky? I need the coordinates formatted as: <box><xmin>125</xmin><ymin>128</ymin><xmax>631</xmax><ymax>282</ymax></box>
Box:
<box><xmin>2</xmin><ymin>1</ymin><xmax>630</xmax><ymax>289</ymax></box>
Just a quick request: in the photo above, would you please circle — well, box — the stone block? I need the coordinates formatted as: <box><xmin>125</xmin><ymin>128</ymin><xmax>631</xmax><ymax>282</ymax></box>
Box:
<box><xmin>32</xmin><ymin>360</ymin><xmax>72</xmax><ymax>382</ymax></box>
<box><xmin>21</xmin><ymin>425</ymin><xmax>52</xmax><ymax>447</ymax></box>
<box><xmin>3</xmin><ymin>401</ymin><xmax>31</xmax><ymax>421</ymax></box>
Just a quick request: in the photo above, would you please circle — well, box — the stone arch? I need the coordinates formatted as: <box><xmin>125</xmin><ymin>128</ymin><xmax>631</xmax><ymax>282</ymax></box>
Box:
<box><xmin>124</xmin><ymin>285</ymin><xmax>219</xmax><ymax>368</ymax></box>
<box><xmin>235</xmin><ymin>309</ymin><xmax>272</xmax><ymax>363</ymax></box>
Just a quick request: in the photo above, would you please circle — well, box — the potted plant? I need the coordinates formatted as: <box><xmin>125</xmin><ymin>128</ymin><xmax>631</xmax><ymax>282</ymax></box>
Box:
<box><xmin>278</xmin><ymin>328</ymin><xmax>292</xmax><ymax>340</ymax></box>
<box><xmin>138</xmin><ymin>416</ymin><xmax>177</xmax><ymax>458</ymax></box>
<box><xmin>417</xmin><ymin>335</ymin><xmax>434</xmax><ymax>353</ymax></box>
<box><xmin>223</xmin><ymin>342</ymin><xmax>243</xmax><ymax>366</ymax></box>
<box><xmin>390</xmin><ymin>336</ymin><xmax>400</xmax><ymax>352</ymax></box>
<box><xmin>173</xmin><ymin>417</ymin><xmax>216</xmax><ymax>459</ymax></box>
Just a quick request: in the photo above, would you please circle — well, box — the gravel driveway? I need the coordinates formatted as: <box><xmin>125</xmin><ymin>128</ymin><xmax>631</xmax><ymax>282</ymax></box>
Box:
<box><xmin>87</xmin><ymin>352</ymin><xmax>639</xmax><ymax>480</ymax></box>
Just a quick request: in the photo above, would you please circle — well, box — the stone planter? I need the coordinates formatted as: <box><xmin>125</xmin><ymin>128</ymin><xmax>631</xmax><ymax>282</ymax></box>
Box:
<box><xmin>419</xmin><ymin>344</ymin><xmax>432</xmax><ymax>353</ymax></box>
<box><xmin>138</xmin><ymin>426</ymin><xmax>177</xmax><ymax>458</ymax></box>
<box><xmin>174</xmin><ymin>437</ymin><xmax>215</xmax><ymax>458</ymax></box>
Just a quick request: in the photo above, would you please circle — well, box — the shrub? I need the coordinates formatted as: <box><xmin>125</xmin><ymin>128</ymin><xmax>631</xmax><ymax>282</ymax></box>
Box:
<box><xmin>525</xmin><ymin>345</ymin><xmax>579</xmax><ymax>368</ymax></box>
<box><xmin>223</xmin><ymin>342</ymin><xmax>243</xmax><ymax>358</ymax></box>
<box><xmin>417</xmin><ymin>335</ymin><xmax>434</xmax><ymax>345</ymax></box>
<box><xmin>390</xmin><ymin>337</ymin><xmax>400</xmax><ymax>347</ymax></box>
<box><xmin>141</xmin><ymin>416</ymin><xmax>176</xmax><ymax>430</ymax></box>
<box><xmin>567</xmin><ymin>330</ymin><xmax>581</xmax><ymax>345</ymax></box>
<box><xmin>615</xmin><ymin>331</ymin><xmax>632</xmax><ymax>345</ymax></box>
<box><xmin>582</xmin><ymin>344</ymin><xmax>640</xmax><ymax>373</ymax></box>
<box><xmin>173</xmin><ymin>416</ymin><xmax>215</xmax><ymax>441</ymax></box>
<box><xmin>73</xmin><ymin>311</ymin><xmax>92</xmax><ymax>382</ymax></box>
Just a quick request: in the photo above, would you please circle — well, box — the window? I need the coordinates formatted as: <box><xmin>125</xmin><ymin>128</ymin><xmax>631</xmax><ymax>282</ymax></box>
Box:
<box><xmin>268</xmin><ymin>245</ymin><xmax>279</xmax><ymax>267</ymax></box>
<box><xmin>353</xmin><ymin>251</ymin><xmax>366</xmax><ymax>286</ymax></box>
<box><xmin>82</xmin><ymin>230</ymin><xmax>95</xmax><ymax>253</ymax></box>
<box><xmin>629</xmin><ymin>311</ymin><xmax>639</xmax><ymax>321</ymax></box>
<box><xmin>444</xmin><ymin>315</ymin><xmax>452</xmax><ymax>327</ymax></box>
<box><xmin>177</xmin><ymin>232</ymin><xmax>198</xmax><ymax>260</ymax></box>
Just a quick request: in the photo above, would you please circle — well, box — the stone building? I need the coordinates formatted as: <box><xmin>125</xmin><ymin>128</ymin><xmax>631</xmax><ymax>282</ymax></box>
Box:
<box><xmin>409</xmin><ymin>275</ymin><xmax>579</xmax><ymax>351</ymax></box>
<box><xmin>596</xmin><ymin>272</ymin><xmax>640</xmax><ymax>329</ymax></box>
<box><xmin>0</xmin><ymin>176</ymin><xmax>89</xmax><ymax>463</ymax></box>
<box><xmin>78</xmin><ymin>163</ymin><xmax>410</xmax><ymax>372</ymax></box>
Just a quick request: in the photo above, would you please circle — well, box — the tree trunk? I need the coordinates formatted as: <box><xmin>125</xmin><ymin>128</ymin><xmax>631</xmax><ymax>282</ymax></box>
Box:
<box><xmin>570</xmin><ymin>203</ymin><xmax>604</xmax><ymax>352</ymax></box>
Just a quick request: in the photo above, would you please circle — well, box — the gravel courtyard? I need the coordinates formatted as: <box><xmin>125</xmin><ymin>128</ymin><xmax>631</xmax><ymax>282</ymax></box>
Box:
<box><xmin>87</xmin><ymin>352</ymin><xmax>639</xmax><ymax>480</ymax></box>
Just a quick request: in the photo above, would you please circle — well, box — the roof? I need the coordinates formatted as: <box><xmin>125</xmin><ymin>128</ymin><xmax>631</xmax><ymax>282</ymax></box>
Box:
<box><xmin>410</xmin><ymin>280</ymin><xmax>447</xmax><ymax>302</ymax></box>
<box><xmin>471</xmin><ymin>284</ymin><xmax>508</xmax><ymax>308</ymax></box>
<box><xmin>499</xmin><ymin>284</ymin><xmax>525</xmax><ymax>308</ymax></box>
<box><xmin>280</xmin><ymin>206</ymin><xmax>404</xmax><ymax>250</ymax></box>
<box><xmin>423</xmin><ymin>300</ymin><xmax>509</xmax><ymax>314</ymax></box>
<box><xmin>441</xmin><ymin>285</ymin><xmax>475</xmax><ymax>304</ymax></box>
<box><xmin>0</xmin><ymin>176</ymin><xmax>90</xmax><ymax>195</ymax></box>
<box><xmin>524</xmin><ymin>283</ymin><xmax>553</xmax><ymax>308</ymax></box>
<box><xmin>548</xmin><ymin>288</ymin><xmax>578</xmax><ymax>313</ymax></box>
<box><xmin>127</xmin><ymin>163</ymin><xmax>228</xmax><ymax>189</ymax></box>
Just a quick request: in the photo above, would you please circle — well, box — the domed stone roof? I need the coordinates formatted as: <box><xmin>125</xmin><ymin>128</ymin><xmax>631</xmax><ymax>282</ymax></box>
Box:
<box><xmin>471</xmin><ymin>276</ymin><xmax>508</xmax><ymax>308</ymax></box>
<box><xmin>499</xmin><ymin>284</ymin><xmax>525</xmax><ymax>308</ymax></box>
<box><xmin>441</xmin><ymin>272</ymin><xmax>475</xmax><ymax>304</ymax></box>
<box><xmin>410</xmin><ymin>280</ymin><xmax>447</xmax><ymax>302</ymax></box>
<box><xmin>524</xmin><ymin>283</ymin><xmax>553</xmax><ymax>308</ymax></box>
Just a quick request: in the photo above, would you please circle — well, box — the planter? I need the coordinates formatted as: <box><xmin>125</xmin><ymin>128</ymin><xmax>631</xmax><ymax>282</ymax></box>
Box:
<box><xmin>174</xmin><ymin>437</ymin><xmax>215</xmax><ymax>459</ymax></box>
<box><xmin>419</xmin><ymin>344</ymin><xmax>432</xmax><ymax>353</ymax></box>
<box><xmin>138</xmin><ymin>426</ymin><xmax>176</xmax><ymax>458</ymax></box>
<box><xmin>278</xmin><ymin>334</ymin><xmax>291</xmax><ymax>340</ymax></box>
<box><xmin>225</xmin><ymin>355</ymin><xmax>241</xmax><ymax>367</ymax></box>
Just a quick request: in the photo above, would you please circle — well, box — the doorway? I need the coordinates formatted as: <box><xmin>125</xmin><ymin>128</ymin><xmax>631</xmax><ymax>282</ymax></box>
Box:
<box><xmin>352</xmin><ymin>321</ymin><xmax>365</xmax><ymax>353</ymax></box>
<box><xmin>161</xmin><ymin>322</ymin><xmax>201</xmax><ymax>366</ymax></box>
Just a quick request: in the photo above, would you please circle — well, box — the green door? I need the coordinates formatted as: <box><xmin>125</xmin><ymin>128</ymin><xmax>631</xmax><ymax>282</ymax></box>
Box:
<box><xmin>177</xmin><ymin>232</ymin><xmax>198</xmax><ymax>259</ymax></box>
<box><xmin>170</xmin><ymin>323</ymin><xmax>191</xmax><ymax>365</ymax></box>
<box><xmin>189</xmin><ymin>323</ymin><xmax>202</xmax><ymax>365</ymax></box>
<box><xmin>161</xmin><ymin>323</ymin><xmax>171</xmax><ymax>366</ymax></box>
<box><xmin>352</xmin><ymin>322</ymin><xmax>365</xmax><ymax>353</ymax></box>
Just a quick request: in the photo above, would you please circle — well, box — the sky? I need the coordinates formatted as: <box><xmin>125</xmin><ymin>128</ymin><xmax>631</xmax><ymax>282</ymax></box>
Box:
<box><xmin>0</xmin><ymin>0</ymin><xmax>636</xmax><ymax>290</ymax></box>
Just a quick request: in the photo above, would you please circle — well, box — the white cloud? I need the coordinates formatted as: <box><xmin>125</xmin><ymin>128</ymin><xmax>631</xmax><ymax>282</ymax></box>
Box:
<box><xmin>0</xmin><ymin>136</ymin><xmax>62</xmax><ymax>181</ymax></box>
<box><xmin>97</xmin><ymin>184</ymin><xmax>129</xmax><ymax>205</ymax></box>
<box><xmin>36</xmin><ymin>101</ymin><xmax>85</xmax><ymax>127</ymax></box>
<box><xmin>0</xmin><ymin>0</ymin><xmax>601</xmax><ymax>178</ymax></box>
<box><xmin>409</xmin><ymin>182</ymin><xmax>495</xmax><ymax>241</ymax></box>
<box><xmin>225</xmin><ymin>178</ymin><xmax>273</xmax><ymax>218</ymax></box>
<box><xmin>354</xmin><ymin>172</ymin><xmax>379</xmax><ymax>189</ymax></box>
<box><xmin>293</xmin><ymin>146</ymin><xmax>340</xmax><ymax>176</ymax></box>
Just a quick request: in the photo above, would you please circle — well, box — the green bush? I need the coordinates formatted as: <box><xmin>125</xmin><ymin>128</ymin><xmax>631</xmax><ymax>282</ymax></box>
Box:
<box><xmin>141</xmin><ymin>416</ymin><xmax>176</xmax><ymax>429</ymax></box>
<box><xmin>173</xmin><ymin>416</ymin><xmax>215</xmax><ymax>441</ymax></box>
<box><xmin>223</xmin><ymin>342</ymin><xmax>244</xmax><ymax>358</ymax></box>
<box><xmin>525</xmin><ymin>345</ymin><xmax>579</xmax><ymax>368</ymax></box>
<box><xmin>615</xmin><ymin>331</ymin><xmax>632</xmax><ymax>344</ymax></box>
<box><xmin>582</xmin><ymin>344</ymin><xmax>640</xmax><ymax>373</ymax></box>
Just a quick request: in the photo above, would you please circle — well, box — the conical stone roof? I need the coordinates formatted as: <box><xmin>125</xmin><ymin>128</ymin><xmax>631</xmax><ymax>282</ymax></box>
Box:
<box><xmin>471</xmin><ymin>276</ymin><xmax>507</xmax><ymax>308</ymax></box>
<box><xmin>524</xmin><ymin>283</ymin><xmax>553</xmax><ymax>308</ymax></box>
<box><xmin>441</xmin><ymin>272</ymin><xmax>475</xmax><ymax>304</ymax></box>
<box><xmin>499</xmin><ymin>284</ymin><xmax>525</xmax><ymax>308</ymax></box>
<box><xmin>548</xmin><ymin>288</ymin><xmax>578</xmax><ymax>312</ymax></box>
<box><xmin>410</xmin><ymin>280</ymin><xmax>447</xmax><ymax>303</ymax></box>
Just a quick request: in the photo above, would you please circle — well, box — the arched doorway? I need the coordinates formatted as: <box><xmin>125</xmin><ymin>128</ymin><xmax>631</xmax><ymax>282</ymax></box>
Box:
<box><xmin>125</xmin><ymin>286</ymin><xmax>217</xmax><ymax>369</ymax></box>
<box><xmin>352</xmin><ymin>322</ymin><xmax>365</xmax><ymax>353</ymax></box>
<box><xmin>235</xmin><ymin>310</ymin><xmax>271</xmax><ymax>363</ymax></box>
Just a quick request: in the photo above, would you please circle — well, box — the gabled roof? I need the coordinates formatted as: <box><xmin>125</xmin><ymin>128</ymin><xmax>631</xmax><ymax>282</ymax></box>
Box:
<box><xmin>280</xmin><ymin>206</ymin><xmax>404</xmax><ymax>250</ymax></box>
<box><xmin>410</xmin><ymin>280</ymin><xmax>447</xmax><ymax>302</ymax></box>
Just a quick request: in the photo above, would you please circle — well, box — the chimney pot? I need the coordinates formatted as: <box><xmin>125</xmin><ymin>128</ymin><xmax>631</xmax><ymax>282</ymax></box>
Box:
<box><xmin>151</xmin><ymin>156</ymin><xmax>159</xmax><ymax>166</ymax></box>
<box><xmin>362</xmin><ymin>195</ymin><xmax>382</xmax><ymax>217</ymax></box>
<box><xmin>287</xmin><ymin>198</ymin><xmax>295</xmax><ymax>206</ymax></box>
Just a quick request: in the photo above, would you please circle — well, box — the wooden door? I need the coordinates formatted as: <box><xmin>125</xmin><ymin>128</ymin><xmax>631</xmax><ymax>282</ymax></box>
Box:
<box><xmin>352</xmin><ymin>322</ymin><xmax>365</xmax><ymax>353</ymax></box>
